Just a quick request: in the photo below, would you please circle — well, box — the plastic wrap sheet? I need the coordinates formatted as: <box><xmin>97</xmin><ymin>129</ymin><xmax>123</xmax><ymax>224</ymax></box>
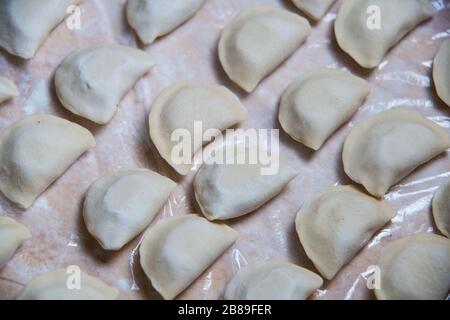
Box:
<box><xmin>0</xmin><ymin>0</ymin><xmax>449</xmax><ymax>300</ymax></box>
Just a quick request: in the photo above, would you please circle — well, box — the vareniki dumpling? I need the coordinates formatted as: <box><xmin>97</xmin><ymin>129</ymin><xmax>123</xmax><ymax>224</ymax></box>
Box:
<box><xmin>279</xmin><ymin>68</ymin><xmax>370</xmax><ymax>150</ymax></box>
<box><xmin>83</xmin><ymin>169</ymin><xmax>177</xmax><ymax>250</ymax></box>
<box><xmin>433</xmin><ymin>40</ymin><xmax>450</xmax><ymax>107</ymax></box>
<box><xmin>127</xmin><ymin>0</ymin><xmax>206</xmax><ymax>45</ymax></box>
<box><xmin>0</xmin><ymin>115</ymin><xmax>95</xmax><ymax>209</ymax></box>
<box><xmin>295</xmin><ymin>185</ymin><xmax>395</xmax><ymax>279</ymax></box>
<box><xmin>335</xmin><ymin>0</ymin><xmax>435</xmax><ymax>68</ymax></box>
<box><xmin>224</xmin><ymin>261</ymin><xmax>323</xmax><ymax>300</ymax></box>
<box><xmin>0</xmin><ymin>0</ymin><xmax>79</xmax><ymax>59</ymax></box>
<box><xmin>343</xmin><ymin>109</ymin><xmax>450</xmax><ymax>197</ymax></box>
<box><xmin>0</xmin><ymin>216</ymin><xmax>31</xmax><ymax>268</ymax></box>
<box><xmin>17</xmin><ymin>268</ymin><xmax>119</xmax><ymax>300</ymax></box>
<box><xmin>219</xmin><ymin>6</ymin><xmax>311</xmax><ymax>92</ymax></box>
<box><xmin>148</xmin><ymin>82</ymin><xmax>247</xmax><ymax>175</ymax></box>
<box><xmin>432</xmin><ymin>180</ymin><xmax>450</xmax><ymax>238</ymax></box>
<box><xmin>55</xmin><ymin>45</ymin><xmax>155</xmax><ymax>124</ymax></box>
<box><xmin>0</xmin><ymin>76</ymin><xmax>19</xmax><ymax>104</ymax></box>
<box><xmin>375</xmin><ymin>233</ymin><xmax>450</xmax><ymax>300</ymax></box>
<box><xmin>139</xmin><ymin>214</ymin><xmax>237</xmax><ymax>300</ymax></box>
<box><xmin>291</xmin><ymin>0</ymin><xmax>335</xmax><ymax>21</ymax></box>
<box><xmin>194</xmin><ymin>147</ymin><xmax>298</xmax><ymax>220</ymax></box>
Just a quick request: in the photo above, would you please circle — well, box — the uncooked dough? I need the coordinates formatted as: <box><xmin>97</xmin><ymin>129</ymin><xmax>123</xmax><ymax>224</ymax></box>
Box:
<box><xmin>0</xmin><ymin>216</ymin><xmax>30</xmax><ymax>269</ymax></box>
<box><xmin>0</xmin><ymin>0</ymin><xmax>79</xmax><ymax>59</ymax></box>
<box><xmin>55</xmin><ymin>44</ymin><xmax>155</xmax><ymax>124</ymax></box>
<box><xmin>295</xmin><ymin>185</ymin><xmax>395</xmax><ymax>279</ymax></box>
<box><xmin>139</xmin><ymin>214</ymin><xmax>237</xmax><ymax>300</ymax></box>
<box><xmin>0</xmin><ymin>76</ymin><xmax>19</xmax><ymax>104</ymax></box>
<box><xmin>224</xmin><ymin>261</ymin><xmax>323</xmax><ymax>300</ymax></box>
<box><xmin>433</xmin><ymin>40</ymin><xmax>450</xmax><ymax>107</ymax></box>
<box><xmin>126</xmin><ymin>0</ymin><xmax>206</xmax><ymax>45</ymax></box>
<box><xmin>279</xmin><ymin>68</ymin><xmax>370</xmax><ymax>150</ymax></box>
<box><xmin>432</xmin><ymin>180</ymin><xmax>450</xmax><ymax>238</ymax></box>
<box><xmin>343</xmin><ymin>109</ymin><xmax>450</xmax><ymax>197</ymax></box>
<box><xmin>335</xmin><ymin>0</ymin><xmax>435</xmax><ymax>68</ymax></box>
<box><xmin>375</xmin><ymin>233</ymin><xmax>450</xmax><ymax>300</ymax></box>
<box><xmin>291</xmin><ymin>0</ymin><xmax>335</xmax><ymax>21</ymax></box>
<box><xmin>83</xmin><ymin>169</ymin><xmax>177</xmax><ymax>250</ymax></box>
<box><xmin>219</xmin><ymin>6</ymin><xmax>311</xmax><ymax>92</ymax></box>
<box><xmin>0</xmin><ymin>114</ymin><xmax>95</xmax><ymax>209</ymax></box>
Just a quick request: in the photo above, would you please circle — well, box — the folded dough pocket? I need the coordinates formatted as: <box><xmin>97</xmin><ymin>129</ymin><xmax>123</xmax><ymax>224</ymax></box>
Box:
<box><xmin>0</xmin><ymin>216</ymin><xmax>31</xmax><ymax>268</ymax></box>
<box><xmin>0</xmin><ymin>76</ymin><xmax>19</xmax><ymax>105</ymax></box>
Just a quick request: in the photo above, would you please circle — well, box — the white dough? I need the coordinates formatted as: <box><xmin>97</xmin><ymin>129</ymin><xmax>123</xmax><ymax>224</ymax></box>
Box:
<box><xmin>335</xmin><ymin>0</ymin><xmax>435</xmax><ymax>68</ymax></box>
<box><xmin>0</xmin><ymin>216</ymin><xmax>30</xmax><ymax>268</ymax></box>
<box><xmin>0</xmin><ymin>114</ymin><xmax>95</xmax><ymax>209</ymax></box>
<box><xmin>55</xmin><ymin>45</ymin><xmax>155</xmax><ymax>124</ymax></box>
<box><xmin>194</xmin><ymin>148</ymin><xmax>298</xmax><ymax>220</ymax></box>
<box><xmin>148</xmin><ymin>82</ymin><xmax>247</xmax><ymax>175</ymax></box>
<box><xmin>83</xmin><ymin>169</ymin><xmax>177</xmax><ymax>250</ymax></box>
<box><xmin>432</xmin><ymin>180</ymin><xmax>450</xmax><ymax>238</ymax></box>
<box><xmin>291</xmin><ymin>0</ymin><xmax>335</xmax><ymax>21</ymax></box>
<box><xmin>0</xmin><ymin>0</ymin><xmax>79</xmax><ymax>59</ymax></box>
<box><xmin>295</xmin><ymin>185</ymin><xmax>395</xmax><ymax>280</ymax></box>
<box><xmin>279</xmin><ymin>68</ymin><xmax>370</xmax><ymax>150</ymax></box>
<box><xmin>218</xmin><ymin>6</ymin><xmax>311</xmax><ymax>92</ymax></box>
<box><xmin>126</xmin><ymin>0</ymin><xmax>206</xmax><ymax>45</ymax></box>
<box><xmin>17</xmin><ymin>268</ymin><xmax>119</xmax><ymax>300</ymax></box>
<box><xmin>375</xmin><ymin>233</ymin><xmax>450</xmax><ymax>300</ymax></box>
<box><xmin>139</xmin><ymin>214</ymin><xmax>237</xmax><ymax>300</ymax></box>
<box><xmin>343</xmin><ymin>109</ymin><xmax>450</xmax><ymax>197</ymax></box>
<box><xmin>224</xmin><ymin>261</ymin><xmax>323</xmax><ymax>300</ymax></box>
<box><xmin>433</xmin><ymin>40</ymin><xmax>450</xmax><ymax>107</ymax></box>
<box><xmin>0</xmin><ymin>76</ymin><xmax>19</xmax><ymax>104</ymax></box>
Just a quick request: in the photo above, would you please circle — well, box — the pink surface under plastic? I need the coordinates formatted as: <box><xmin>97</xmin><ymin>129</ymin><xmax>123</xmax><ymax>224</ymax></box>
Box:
<box><xmin>0</xmin><ymin>0</ymin><xmax>449</xmax><ymax>300</ymax></box>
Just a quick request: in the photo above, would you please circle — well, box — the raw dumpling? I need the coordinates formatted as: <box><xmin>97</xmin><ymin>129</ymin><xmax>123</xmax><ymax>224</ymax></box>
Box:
<box><xmin>139</xmin><ymin>214</ymin><xmax>237</xmax><ymax>300</ymax></box>
<box><xmin>219</xmin><ymin>6</ymin><xmax>311</xmax><ymax>92</ymax></box>
<box><xmin>17</xmin><ymin>268</ymin><xmax>119</xmax><ymax>300</ymax></box>
<box><xmin>432</xmin><ymin>180</ymin><xmax>450</xmax><ymax>238</ymax></box>
<box><xmin>291</xmin><ymin>0</ymin><xmax>335</xmax><ymax>20</ymax></box>
<box><xmin>194</xmin><ymin>148</ymin><xmax>298</xmax><ymax>220</ymax></box>
<box><xmin>0</xmin><ymin>216</ymin><xmax>30</xmax><ymax>268</ymax></box>
<box><xmin>335</xmin><ymin>0</ymin><xmax>435</xmax><ymax>68</ymax></box>
<box><xmin>148</xmin><ymin>82</ymin><xmax>247</xmax><ymax>175</ymax></box>
<box><xmin>0</xmin><ymin>0</ymin><xmax>79</xmax><ymax>59</ymax></box>
<box><xmin>83</xmin><ymin>169</ymin><xmax>177</xmax><ymax>250</ymax></box>
<box><xmin>433</xmin><ymin>40</ymin><xmax>450</xmax><ymax>107</ymax></box>
<box><xmin>343</xmin><ymin>109</ymin><xmax>450</xmax><ymax>197</ymax></box>
<box><xmin>0</xmin><ymin>76</ymin><xmax>19</xmax><ymax>104</ymax></box>
<box><xmin>126</xmin><ymin>0</ymin><xmax>206</xmax><ymax>45</ymax></box>
<box><xmin>55</xmin><ymin>45</ymin><xmax>155</xmax><ymax>124</ymax></box>
<box><xmin>224</xmin><ymin>261</ymin><xmax>323</xmax><ymax>300</ymax></box>
<box><xmin>375</xmin><ymin>233</ymin><xmax>450</xmax><ymax>300</ymax></box>
<box><xmin>0</xmin><ymin>114</ymin><xmax>95</xmax><ymax>209</ymax></box>
<box><xmin>279</xmin><ymin>68</ymin><xmax>370</xmax><ymax>150</ymax></box>
<box><xmin>295</xmin><ymin>185</ymin><xmax>395</xmax><ymax>279</ymax></box>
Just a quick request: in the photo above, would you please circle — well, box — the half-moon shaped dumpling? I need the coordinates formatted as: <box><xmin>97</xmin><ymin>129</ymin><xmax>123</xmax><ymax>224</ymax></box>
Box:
<box><xmin>218</xmin><ymin>6</ymin><xmax>311</xmax><ymax>92</ymax></box>
<box><xmin>291</xmin><ymin>0</ymin><xmax>335</xmax><ymax>21</ymax></box>
<box><xmin>0</xmin><ymin>0</ymin><xmax>79</xmax><ymax>59</ymax></box>
<box><xmin>148</xmin><ymin>82</ymin><xmax>247</xmax><ymax>175</ymax></box>
<box><xmin>433</xmin><ymin>40</ymin><xmax>450</xmax><ymax>107</ymax></box>
<box><xmin>375</xmin><ymin>233</ymin><xmax>450</xmax><ymax>300</ymax></box>
<box><xmin>0</xmin><ymin>76</ymin><xmax>19</xmax><ymax>104</ymax></box>
<box><xmin>335</xmin><ymin>0</ymin><xmax>435</xmax><ymax>68</ymax></box>
<box><xmin>194</xmin><ymin>148</ymin><xmax>298</xmax><ymax>220</ymax></box>
<box><xmin>0</xmin><ymin>115</ymin><xmax>95</xmax><ymax>209</ymax></box>
<box><xmin>343</xmin><ymin>109</ymin><xmax>450</xmax><ymax>197</ymax></box>
<box><xmin>55</xmin><ymin>45</ymin><xmax>155</xmax><ymax>124</ymax></box>
<box><xmin>17</xmin><ymin>268</ymin><xmax>119</xmax><ymax>300</ymax></box>
<box><xmin>0</xmin><ymin>216</ymin><xmax>30</xmax><ymax>268</ymax></box>
<box><xmin>126</xmin><ymin>0</ymin><xmax>206</xmax><ymax>45</ymax></box>
<box><xmin>279</xmin><ymin>68</ymin><xmax>370</xmax><ymax>150</ymax></box>
<box><xmin>224</xmin><ymin>261</ymin><xmax>323</xmax><ymax>300</ymax></box>
<box><xmin>139</xmin><ymin>214</ymin><xmax>237</xmax><ymax>300</ymax></box>
<box><xmin>432</xmin><ymin>180</ymin><xmax>450</xmax><ymax>238</ymax></box>
<box><xmin>295</xmin><ymin>185</ymin><xmax>395</xmax><ymax>279</ymax></box>
<box><xmin>83</xmin><ymin>169</ymin><xmax>177</xmax><ymax>250</ymax></box>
